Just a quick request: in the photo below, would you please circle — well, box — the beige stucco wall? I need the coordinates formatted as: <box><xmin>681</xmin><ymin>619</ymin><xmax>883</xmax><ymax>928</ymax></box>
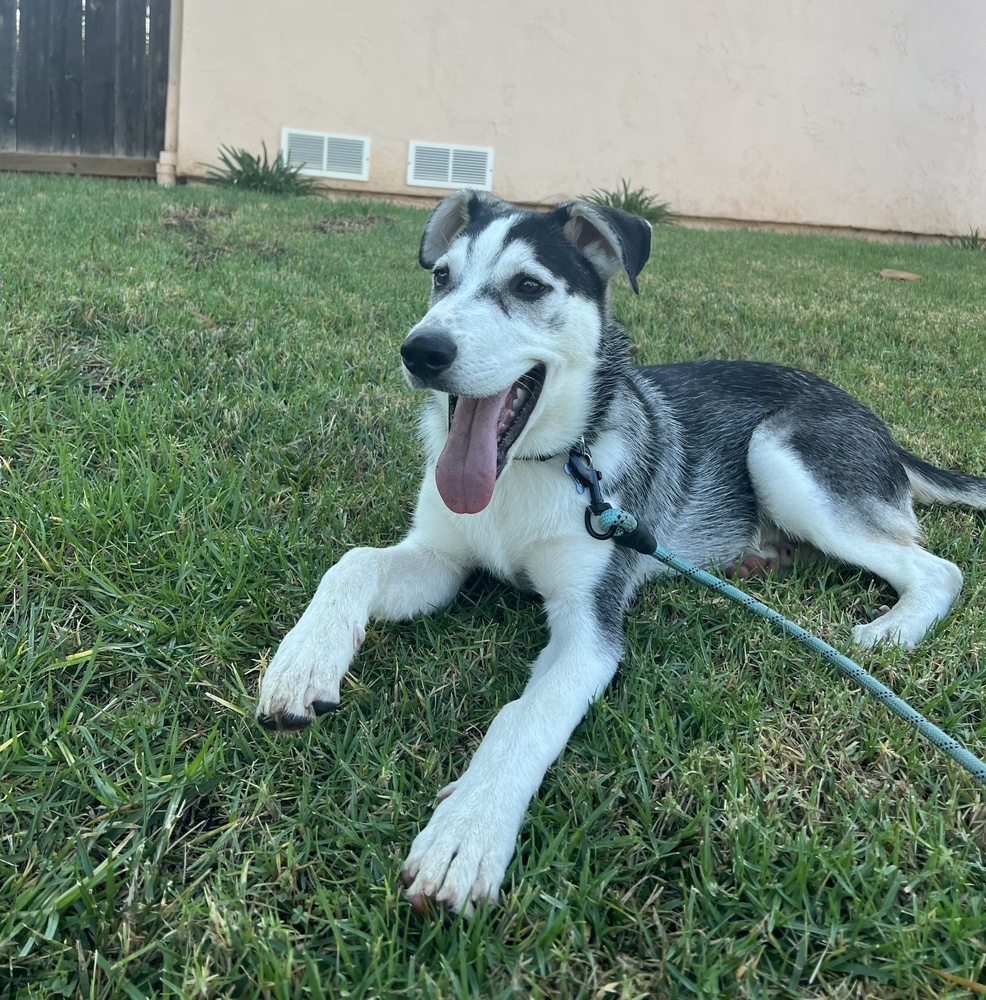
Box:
<box><xmin>176</xmin><ymin>1</ymin><xmax>986</xmax><ymax>236</ymax></box>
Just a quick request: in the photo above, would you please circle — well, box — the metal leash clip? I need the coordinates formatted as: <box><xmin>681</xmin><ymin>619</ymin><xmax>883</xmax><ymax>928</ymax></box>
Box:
<box><xmin>564</xmin><ymin>444</ymin><xmax>657</xmax><ymax>552</ymax></box>
<box><xmin>564</xmin><ymin>446</ymin><xmax>620</xmax><ymax>539</ymax></box>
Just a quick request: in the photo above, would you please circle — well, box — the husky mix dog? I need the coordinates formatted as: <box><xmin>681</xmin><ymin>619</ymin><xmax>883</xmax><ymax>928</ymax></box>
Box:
<box><xmin>257</xmin><ymin>191</ymin><xmax>986</xmax><ymax>915</ymax></box>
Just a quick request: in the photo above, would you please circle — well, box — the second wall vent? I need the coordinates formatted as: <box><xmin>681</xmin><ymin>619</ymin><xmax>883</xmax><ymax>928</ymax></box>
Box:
<box><xmin>281</xmin><ymin>129</ymin><xmax>370</xmax><ymax>180</ymax></box>
<box><xmin>407</xmin><ymin>142</ymin><xmax>494</xmax><ymax>190</ymax></box>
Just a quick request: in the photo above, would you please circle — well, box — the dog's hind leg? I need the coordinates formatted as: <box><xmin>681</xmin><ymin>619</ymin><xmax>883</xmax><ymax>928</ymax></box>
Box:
<box><xmin>747</xmin><ymin>432</ymin><xmax>964</xmax><ymax>649</ymax></box>
<box><xmin>257</xmin><ymin>535</ymin><xmax>469</xmax><ymax>730</ymax></box>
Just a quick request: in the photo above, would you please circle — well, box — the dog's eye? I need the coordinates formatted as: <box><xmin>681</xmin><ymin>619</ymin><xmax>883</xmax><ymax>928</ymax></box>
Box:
<box><xmin>513</xmin><ymin>275</ymin><xmax>548</xmax><ymax>298</ymax></box>
<box><xmin>433</xmin><ymin>266</ymin><xmax>450</xmax><ymax>290</ymax></box>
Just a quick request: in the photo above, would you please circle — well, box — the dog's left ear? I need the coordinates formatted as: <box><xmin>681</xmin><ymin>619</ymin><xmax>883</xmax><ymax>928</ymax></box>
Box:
<box><xmin>559</xmin><ymin>203</ymin><xmax>652</xmax><ymax>294</ymax></box>
<box><xmin>419</xmin><ymin>190</ymin><xmax>512</xmax><ymax>268</ymax></box>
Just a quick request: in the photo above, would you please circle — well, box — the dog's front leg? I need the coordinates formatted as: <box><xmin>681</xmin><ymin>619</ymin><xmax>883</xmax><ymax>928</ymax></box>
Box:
<box><xmin>257</xmin><ymin>537</ymin><xmax>468</xmax><ymax>729</ymax></box>
<box><xmin>402</xmin><ymin>598</ymin><xmax>621</xmax><ymax>915</ymax></box>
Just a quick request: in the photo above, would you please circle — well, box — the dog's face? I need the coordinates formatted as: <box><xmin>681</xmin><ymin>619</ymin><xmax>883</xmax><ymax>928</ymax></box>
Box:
<box><xmin>402</xmin><ymin>191</ymin><xmax>651</xmax><ymax>513</ymax></box>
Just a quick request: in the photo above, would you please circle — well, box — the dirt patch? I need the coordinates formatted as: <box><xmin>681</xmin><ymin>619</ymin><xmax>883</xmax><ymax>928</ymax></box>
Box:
<box><xmin>318</xmin><ymin>215</ymin><xmax>392</xmax><ymax>235</ymax></box>
<box><xmin>162</xmin><ymin>203</ymin><xmax>235</xmax><ymax>233</ymax></box>
<box><xmin>73</xmin><ymin>347</ymin><xmax>138</xmax><ymax>399</ymax></box>
<box><xmin>184</xmin><ymin>236</ymin><xmax>230</xmax><ymax>271</ymax></box>
<box><xmin>161</xmin><ymin>203</ymin><xmax>238</xmax><ymax>270</ymax></box>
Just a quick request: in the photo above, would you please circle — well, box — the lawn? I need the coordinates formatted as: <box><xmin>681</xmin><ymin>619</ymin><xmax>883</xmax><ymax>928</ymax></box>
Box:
<box><xmin>0</xmin><ymin>173</ymin><xmax>984</xmax><ymax>998</ymax></box>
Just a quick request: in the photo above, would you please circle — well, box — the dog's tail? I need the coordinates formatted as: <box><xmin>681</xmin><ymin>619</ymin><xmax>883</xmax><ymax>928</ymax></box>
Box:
<box><xmin>902</xmin><ymin>452</ymin><xmax>986</xmax><ymax>508</ymax></box>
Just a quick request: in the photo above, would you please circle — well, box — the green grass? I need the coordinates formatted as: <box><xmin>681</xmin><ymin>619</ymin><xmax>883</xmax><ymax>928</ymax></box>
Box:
<box><xmin>1</xmin><ymin>173</ymin><xmax>984</xmax><ymax>998</ymax></box>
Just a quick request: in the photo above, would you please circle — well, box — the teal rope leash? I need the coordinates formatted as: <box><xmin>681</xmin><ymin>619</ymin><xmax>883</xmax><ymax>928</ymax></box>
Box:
<box><xmin>566</xmin><ymin>450</ymin><xmax>986</xmax><ymax>787</ymax></box>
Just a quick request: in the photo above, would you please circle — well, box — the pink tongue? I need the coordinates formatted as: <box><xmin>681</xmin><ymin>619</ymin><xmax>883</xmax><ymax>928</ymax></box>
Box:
<box><xmin>435</xmin><ymin>390</ymin><xmax>512</xmax><ymax>514</ymax></box>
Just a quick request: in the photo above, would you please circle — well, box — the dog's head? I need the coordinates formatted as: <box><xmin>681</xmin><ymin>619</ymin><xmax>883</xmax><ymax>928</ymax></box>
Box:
<box><xmin>402</xmin><ymin>190</ymin><xmax>652</xmax><ymax>514</ymax></box>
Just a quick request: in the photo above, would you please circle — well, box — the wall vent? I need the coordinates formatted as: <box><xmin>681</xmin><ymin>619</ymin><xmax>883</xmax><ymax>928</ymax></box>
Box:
<box><xmin>407</xmin><ymin>141</ymin><xmax>494</xmax><ymax>190</ymax></box>
<box><xmin>281</xmin><ymin>129</ymin><xmax>370</xmax><ymax>180</ymax></box>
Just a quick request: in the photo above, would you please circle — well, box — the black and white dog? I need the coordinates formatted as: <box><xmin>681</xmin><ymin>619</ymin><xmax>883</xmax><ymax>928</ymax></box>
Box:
<box><xmin>258</xmin><ymin>191</ymin><xmax>986</xmax><ymax>915</ymax></box>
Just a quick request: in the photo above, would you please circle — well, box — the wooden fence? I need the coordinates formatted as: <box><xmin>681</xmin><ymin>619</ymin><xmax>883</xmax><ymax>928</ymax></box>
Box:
<box><xmin>0</xmin><ymin>0</ymin><xmax>170</xmax><ymax>176</ymax></box>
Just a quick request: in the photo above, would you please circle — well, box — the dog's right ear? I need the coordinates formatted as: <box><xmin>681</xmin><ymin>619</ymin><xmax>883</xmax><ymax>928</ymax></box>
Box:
<box><xmin>558</xmin><ymin>202</ymin><xmax>652</xmax><ymax>294</ymax></box>
<box><xmin>419</xmin><ymin>190</ymin><xmax>510</xmax><ymax>268</ymax></box>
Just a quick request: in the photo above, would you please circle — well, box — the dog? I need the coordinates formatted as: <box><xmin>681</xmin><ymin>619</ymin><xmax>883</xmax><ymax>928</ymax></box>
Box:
<box><xmin>257</xmin><ymin>190</ymin><xmax>986</xmax><ymax>915</ymax></box>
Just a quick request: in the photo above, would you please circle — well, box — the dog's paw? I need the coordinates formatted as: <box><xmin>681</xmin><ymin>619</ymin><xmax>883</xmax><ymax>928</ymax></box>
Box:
<box><xmin>401</xmin><ymin>780</ymin><xmax>521</xmax><ymax>917</ymax></box>
<box><xmin>257</xmin><ymin>619</ymin><xmax>365</xmax><ymax>730</ymax></box>
<box><xmin>851</xmin><ymin>608</ymin><xmax>921</xmax><ymax>649</ymax></box>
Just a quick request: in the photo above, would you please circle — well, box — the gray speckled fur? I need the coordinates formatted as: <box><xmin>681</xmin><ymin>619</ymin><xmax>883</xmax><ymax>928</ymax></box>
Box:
<box><xmin>583</xmin><ymin>351</ymin><xmax>986</xmax><ymax>638</ymax></box>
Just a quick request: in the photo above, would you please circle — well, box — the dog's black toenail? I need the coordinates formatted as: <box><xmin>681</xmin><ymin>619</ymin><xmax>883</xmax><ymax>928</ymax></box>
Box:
<box><xmin>278</xmin><ymin>712</ymin><xmax>314</xmax><ymax>731</ymax></box>
<box><xmin>312</xmin><ymin>700</ymin><xmax>338</xmax><ymax>716</ymax></box>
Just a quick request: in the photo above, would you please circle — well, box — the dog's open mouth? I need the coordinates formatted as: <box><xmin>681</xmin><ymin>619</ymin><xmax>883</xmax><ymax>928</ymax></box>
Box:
<box><xmin>436</xmin><ymin>364</ymin><xmax>546</xmax><ymax>514</ymax></box>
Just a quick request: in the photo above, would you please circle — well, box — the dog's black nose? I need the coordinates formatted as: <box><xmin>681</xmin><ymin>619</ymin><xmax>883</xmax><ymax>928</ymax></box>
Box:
<box><xmin>401</xmin><ymin>329</ymin><xmax>458</xmax><ymax>380</ymax></box>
